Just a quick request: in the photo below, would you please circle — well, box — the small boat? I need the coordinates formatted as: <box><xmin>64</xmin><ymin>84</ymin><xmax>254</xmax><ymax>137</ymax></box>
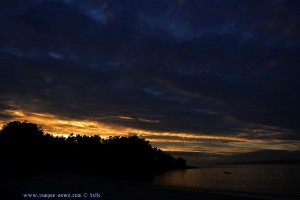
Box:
<box><xmin>224</xmin><ymin>171</ymin><xmax>232</xmax><ymax>175</ymax></box>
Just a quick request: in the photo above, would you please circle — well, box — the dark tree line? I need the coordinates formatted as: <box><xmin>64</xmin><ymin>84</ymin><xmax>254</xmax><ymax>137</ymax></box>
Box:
<box><xmin>0</xmin><ymin>121</ymin><xmax>186</xmax><ymax>181</ymax></box>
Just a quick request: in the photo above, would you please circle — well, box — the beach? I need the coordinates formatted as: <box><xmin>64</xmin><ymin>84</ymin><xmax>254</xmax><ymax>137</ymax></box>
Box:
<box><xmin>1</xmin><ymin>172</ymin><xmax>295</xmax><ymax>200</ymax></box>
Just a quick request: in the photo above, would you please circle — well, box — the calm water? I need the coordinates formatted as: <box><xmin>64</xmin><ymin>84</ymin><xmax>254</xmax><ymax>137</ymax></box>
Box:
<box><xmin>153</xmin><ymin>164</ymin><xmax>300</xmax><ymax>196</ymax></box>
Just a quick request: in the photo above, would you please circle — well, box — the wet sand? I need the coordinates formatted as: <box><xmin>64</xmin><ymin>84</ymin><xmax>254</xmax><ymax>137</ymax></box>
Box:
<box><xmin>0</xmin><ymin>172</ymin><xmax>294</xmax><ymax>200</ymax></box>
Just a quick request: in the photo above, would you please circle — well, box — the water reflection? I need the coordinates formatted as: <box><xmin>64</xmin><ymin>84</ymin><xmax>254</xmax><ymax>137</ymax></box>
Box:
<box><xmin>153</xmin><ymin>164</ymin><xmax>300</xmax><ymax>195</ymax></box>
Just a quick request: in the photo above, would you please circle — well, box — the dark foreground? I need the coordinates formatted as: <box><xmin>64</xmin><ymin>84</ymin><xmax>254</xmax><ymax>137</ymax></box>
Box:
<box><xmin>1</xmin><ymin>172</ymin><xmax>297</xmax><ymax>200</ymax></box>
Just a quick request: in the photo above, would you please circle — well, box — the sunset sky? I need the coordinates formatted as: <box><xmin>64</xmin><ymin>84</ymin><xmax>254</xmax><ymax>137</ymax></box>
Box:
<box><xmin>0</xmin><ymin>0</ymin><xmax>300</xmax><ymax>164</ymax></box>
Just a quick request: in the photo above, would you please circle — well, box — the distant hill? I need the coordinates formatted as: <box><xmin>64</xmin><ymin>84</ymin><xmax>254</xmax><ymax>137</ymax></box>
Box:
<box><xmin>228</xmin><ymin>159</ymin><xmax>300</xmax><ymax>165</ymax></box>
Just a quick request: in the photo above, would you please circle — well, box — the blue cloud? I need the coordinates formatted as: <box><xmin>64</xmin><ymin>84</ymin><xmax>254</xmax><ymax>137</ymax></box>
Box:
<box><xmin>0</xmin><ymin>0</ymin><xmax>299</xmax><ymax>141</ymax></box>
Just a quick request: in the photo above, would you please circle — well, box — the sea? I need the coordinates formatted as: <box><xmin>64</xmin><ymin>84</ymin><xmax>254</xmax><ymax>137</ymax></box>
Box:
<box><xmin>153</xmin><ymin>164</ymin><xmax>300</xmax><ymax>198</ymax></box>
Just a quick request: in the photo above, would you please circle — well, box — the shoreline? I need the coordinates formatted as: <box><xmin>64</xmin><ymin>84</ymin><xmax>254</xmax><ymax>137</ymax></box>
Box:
<box><xmin>1</xmin><ymin>172</ymin><xmax>299</xmax><ymax>200</ymax></box>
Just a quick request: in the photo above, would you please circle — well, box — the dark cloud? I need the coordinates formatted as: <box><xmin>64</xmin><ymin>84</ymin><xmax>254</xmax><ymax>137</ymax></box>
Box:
<box><xmin>0</xmin><ymin>0</ymin><xmax>300</xmax><ymax>144</ymax></box>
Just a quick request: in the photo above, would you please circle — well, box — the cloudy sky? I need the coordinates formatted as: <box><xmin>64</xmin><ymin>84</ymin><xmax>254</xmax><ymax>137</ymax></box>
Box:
<box><xmin>1</xmin><ymin>0</ymin><xmax>300</xmax><ymax>164</ymax></box>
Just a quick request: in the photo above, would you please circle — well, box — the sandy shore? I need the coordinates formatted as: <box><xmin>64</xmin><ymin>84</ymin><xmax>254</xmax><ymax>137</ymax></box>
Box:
<box><xmin>0</xmin><ymin>172</ymin><xmax>296</xmax><ymax>200</ymax></box>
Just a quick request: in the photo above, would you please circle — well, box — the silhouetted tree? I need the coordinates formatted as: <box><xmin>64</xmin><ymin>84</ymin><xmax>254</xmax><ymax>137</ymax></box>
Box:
<box><xmin>0</xmin><ymin>121</ymin><xmax>187</xmax><ymax>181</ymax></box>
<box><xmin>0</xmin><ymin>121</ymin><xmax>44</xmax><ymax>145</ymax></box>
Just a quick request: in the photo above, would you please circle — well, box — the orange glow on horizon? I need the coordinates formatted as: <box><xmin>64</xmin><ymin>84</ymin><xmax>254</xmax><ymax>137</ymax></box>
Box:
<box><xmin>1</xmin><ymin>108</ymin><xmax>299</xmax><ymax>154</ymax></box>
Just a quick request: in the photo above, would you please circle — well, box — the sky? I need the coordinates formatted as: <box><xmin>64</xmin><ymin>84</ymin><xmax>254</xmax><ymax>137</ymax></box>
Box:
<box><xmin>0</xmin><ymin>0</ymin><xmax>300</xmax><ymax>164</ymax></box>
